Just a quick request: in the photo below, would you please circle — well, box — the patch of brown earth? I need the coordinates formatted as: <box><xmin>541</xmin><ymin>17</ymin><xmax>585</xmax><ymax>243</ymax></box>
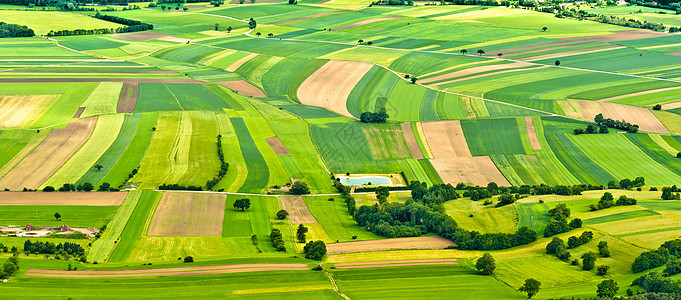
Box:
<box><xmin>26</xmin><ymin>263</ymin><xmax>308</xmax><ymax>278</ymax></box>
<box><xmin>226</xmin><ymin>53</ymin><xmax>257</xmax><ymax>72</ymax></box>
<box><xmin>265</xmin><ymin>137</ymin><xmax>291</xmax><ymax>155</ymax></box>
<box><xmin>279</xmin><ymin>195</ymin><xmax>316</xmax><ymax>224</ymax></box>
<box><xmin>112</xmin><ymin>31</ymin><xmax>174</xmax><ymax>42</ymax></box>
<box><xmin>564</xmin><ymin>100</ymin><xmax>670</xmax><ymax>134</ymax></box>
<box><xmin>326</xmin><ymin>236</ymin><xmax>456</xmax><ymax>255</ymax></box>
<box><xmin>73</xmin><ymin>107</ymin><xmax>85</xmax><ymax>118</ymax></box>
<box><xmin>430</xmin><ymin>157</ymin><xmax>510</xmax><ymax>186</ymax></box>
<box><xmin>117</xmin><ymin>81</ymin><xmax>139</xmax><ymax>113</ymax></box>
<box><xmin>525</xmin><ymin>117</ymin><xmax>542</xmax><ymax>151</ymax></box>
<box><xmin>218</xmin><ymin>80</ymin><xmax>266</xmax><ymax>98</ymax></box>
<box><xmin>401</xmin><ymin>122</ymin><xmax>424</xmax><ymax>159</ymax></box>
<box><xmin>662</xmin><ymin>101</ymin><xmax>681</xmax><ymax>110</ymax></box>
<box><xmin>147</xmin><ymin>192</ymin><xmax>226</xmax><ymax>236</ymax></box>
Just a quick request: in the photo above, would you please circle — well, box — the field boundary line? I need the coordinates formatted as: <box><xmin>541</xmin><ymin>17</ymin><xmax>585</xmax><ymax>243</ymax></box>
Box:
<box><xmin>324</xmin><ymin>270</ymin><xmax>350</xmax><ymax>300</ymax></box>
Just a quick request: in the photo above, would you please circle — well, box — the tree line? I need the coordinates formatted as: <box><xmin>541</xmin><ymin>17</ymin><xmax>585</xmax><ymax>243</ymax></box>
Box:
<box><xmin>23</xmin><ymin>240</ymin><xmax>84</xmax><ymax>255</ymax></box>
<box><xmin>589</xmin><ymin>192</ymin><xmax>637</xmax><ymax>211</ymax></box>
<box><xmin>0</xmin><ymin>22</ymin><xmax>34</xmax><ymax>38</ymax></box>
<box><xmin>595</xmin><ymin>113</ymin><xmax>639</xmax><ymax>133</ymax></box>
<box><xmin>360</xmin><ymin>110</ymin><xmax>389</xmax><ymax>123</ymax></box>
<box><xmin>46</xmin><ymin>25</ymin><xmax>151</xmax><ymax>37</ymax></box>
<box><xmin>93</xmin><ymin>12</ymin><xmax>154</xmax><ymax>29</ymax></box>
<box><xmin>206</xmin><ymin>134</ymin><xmax>229</xmax><ymax>190</ymax></box>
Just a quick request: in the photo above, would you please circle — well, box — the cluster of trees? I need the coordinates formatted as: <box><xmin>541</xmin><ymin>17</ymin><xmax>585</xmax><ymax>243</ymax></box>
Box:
<box><xmin>23</xmin><ymin>240</ymin><xmax>84</xmax><ymax>255</ymax></box>
<box><xmin>206</xmin><ymin>134</ymin><xmax>229</xmax><ymax>190</ymax></box>
<box><xmin>410</xmin><ymin>181</ymin><xmax>459</xmax><ymax>206</ymax></box>
<box><xmin>270</xmin><ymin>229</ymin><xmax>285</xmax><ymax>252</ymax></box>
<box><xmin>359</xmin><ymin>110</ymin><xmax>389</xmax><ymax>123</ymax></box>
<box><xmin>0</xmin><ymin>243</ymin><xmax>17</xmax><ymax>253</ymax></box>
<box><xmin>369</xmin><ymin>0</ymin><xmax>413</xmax><ymax>5</ymax></box>
<box><xmin>632</xmin><ymin>271</ymin><xmax>681</xmax><ymax>294</ymax></box>
<box><xmin>495</xmin><ymin>193</ymin><xmax>521</xmax><ymax>207</ymax></box>
<box><xmin>546</xmin><ymin>237</ymin><xmax>572</xmax><ymax>262</ymax></box>
<box><xmin>158</xmin><ymin>184</ymin><xmax>202</xmax><ymax>191</ymax></box>
<box><xmin>1</xmin><ymin>255</ymin><xmax>19</xmax><ymax>279</ymax></box>
<box><xmin>551</xmin><ymin>6</ymin><xmax>667</xmax><ymax>31</ymax></box>
<box><xmin>233</xmin><ymin>198</ymin><xmax>250</xmax><ymax>211</ymax></box>
<box><xmin>632</xmin><ymin>239</ymin><xmax>681</xmax><ymax>273</ymax></box>
<box><xmin>248</xmin><ymin>18</ymin><xmax>256</xmax><ymax>30</ymax></box>
<box><xmin>296</xmin><ymin>224</ymin><xmax>307</xmax><ymax>243</ymax></box>
<box><xmin>543</xmin><ymin>204</ymin><xmax>582</xmax><ymax>237</ymax></box>
<box><xmin>303</xmin><ymin>240</ymin><xmax>326</xmax><ymax>260</ymax></box>
<box><xmin>608</xmin><ymin>177</ymin><xmax>646</xmax><ymax>189</ymax></box>
<box><xmin>290</xmin><ymin>181</ymin><xmax>310</xmax><ymax>195</ymax></box>
<box><xmin>567</xmin><ymin>231</ymin><xmax>593</xmax><ymax>249</ymax></box>
<box><xmin>457</xmin><ymin>181</ymin><xmax>605</xmax><ymax>199</ymax></box>
<box><xmin>475</xmin><ymin>253</ymin><xmax>496</xmax><ymax>275</ymax></box>
<box><xmin>590</xmin><ymin>192</ymin><xmax>637</xmax><ymax>211</ymax></box>
<box><xmin>93</xmin><ymin>12</ymin><xmax>153</xmax><ymax>30</ymax></box>
<box><xmin>46</xmin><ymin>25</ymin><xmax>149</xmax><ymax>36</ymax></box>
<box><xmin>0</xmin><ymin>22</ymin><xmax>34</xmax><ymax>38</ymax></box>
<box><xmin>43</xmin><ymin>182</ymin><xmax>96</xmax><ymax>192</ymax></box>
<box><xmin>662</xmin><ymin>186</ymin><xmax>681</xmax><ymax>200</ymax></box>
<box><xmin>573</xmin><ymin>124</ymin><xmax>608</xmax><ymax>135</ymax></box>
<box><xmin>595</xmin><ymin>113</ymin><xmax>640</xmax><ymax>133</ymax></box>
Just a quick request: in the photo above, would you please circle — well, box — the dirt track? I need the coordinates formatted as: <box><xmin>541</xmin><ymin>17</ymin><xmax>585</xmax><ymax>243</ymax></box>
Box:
<box><xmin>279</xmin><ymin>195</ymin><xmax>317</xmax><ymax>224</ymax></box>
<box><xmin>73</xmin><ymin>107</ymin><xmax>85</xmax><ymax>118</ymax></box>
<box><xmin>0</xmin><ymin>191</ymin><xmax>127</xmax><ymax>206</ymax></box>
<box><xmin>0</xmin><ymin>117</ymin><xmax>98</xmax><ymax>190</ymax></box>
<box><xmin>218</xmin><ymin>80</ymin><xmax>266</xmax><ymax>97</ymax></box>
<box><xmin>226</xmin><ymin>53</ymin><xmax>257</xmax><ymax>72</ymax></box>
<box><xmin>326</xmin><ymin>236</ymin><xmax>456</xmax><ymax>255</ymax></box>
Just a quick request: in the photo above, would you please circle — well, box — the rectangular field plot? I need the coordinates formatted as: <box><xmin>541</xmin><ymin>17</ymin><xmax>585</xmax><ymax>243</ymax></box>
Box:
<box><xmin>0</xmin><ymin>205</ymin><xmax>117</xmax><ymax>228</ymax></box>
<box><xmin>0</xmin><ymin>94</ymin><xmax>60</xmax><ymax>128</ymax></box>
<box><xmin>134</xmin><ymin>83</ymin><xmax>231</xmax><ymax>112</ymax></box>
<box><xmin>148</xmin><ymin>192</ymin><xmax>226</xmax><ymax>236</ymax></box>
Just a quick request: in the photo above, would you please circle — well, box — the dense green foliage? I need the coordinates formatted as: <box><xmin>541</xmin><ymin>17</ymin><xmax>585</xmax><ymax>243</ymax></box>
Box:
<box><xmin>303</xmin><ymin>240</ymin><xmax>326</xmax><ymax>260</ymax></box>
<box><xmin>0</xmin><ymin>22</ymin><xmax>34</xmax><ymax>37</ymax></box>
<box><xmin>632</xmin><ymin>239</ymin><xmax>681</xmax><ymax>273</ymax></box>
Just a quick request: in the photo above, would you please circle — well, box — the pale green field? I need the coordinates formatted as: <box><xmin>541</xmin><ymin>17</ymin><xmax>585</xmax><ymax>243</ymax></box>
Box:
<box><xmin>0</xmin><ymin>10</ymin><xmax>119</xmax><ymax>34</ymax></box>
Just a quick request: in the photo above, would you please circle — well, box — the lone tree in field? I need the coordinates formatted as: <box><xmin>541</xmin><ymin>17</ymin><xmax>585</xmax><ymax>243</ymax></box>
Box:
<box><xmin>94</xmin><ymin>164</ymin><xmax>103</xmax><ymax>171</ymax></box>
<box><xmin>227</xmin><ymin>26</ymin><xmax>232</xmax><ymax>33</ymax></box>
<box><xmin>475</xmin><ymin>253</ymin><xmax>496</xmax><ymax>275</ymax></box>
<box><xmin>410</xmin><ymin>77</ymin><xmax>417</xmax><ymax>84</ymax></box>
<box><xmin>460</xmin><ymin>49</ymin><xmax>467</xmax><ymax>55</ymax></box>
<box><xmin>477</xmin><ymin>49</ymin><xmax>485</xmax><ymax>56</ymax></box>
<box><xmin>54</xmin><ymin>212</ymin><xmax>61</xmax><ymax>221</ymax></box>
<box><xmin>497</xmin><ymin>53</ymin><xmax>503</xmax><ymax>58</ymax></box>
<box><xmin>581</xmin><ymin>252</ymin><xmax>597</xmax><ymax>270</ymax></box>
<box><xmin>214</xmin><ymin>23</ymin><xmax>219</xmax><ymax>31</ymax></box>
<box><xmin>183</xmin><ymin>256</ymin><xmax>194</xmax><ymax>263</ymax></box>
<box><xmin>276</xmin><ymin>209</ymin><xmax>288</xmax><ymax>219</ymax></box>
<box><xmin>677</xmin><ymin>152</ymin><xmax>681</xmax><ymax>158</ymax></box>
<box><xmin>358</xmin><ymin>39</ymin><xmax>363</xmax><ymax>44</ymax></box>
<box><xmin>555</xmin><ymin>60</ymin><xmax>560</xmax><ymax>66</ymax></box>
<box><xmin>303</xmin><ymin>240</ymin><xmax>326</xmax><ymax>260</ymax></box>
<box><xmin>297</xmin><ymin>224</ymin><xmax>308</xmax><ymax>243</ymax></box>
<box><xmin>597</xmin><ymin>279</ymin><xmax>619</xmax><ymax>298</ymax></box>
<box><xmin>290</xmin><ymin>181</ymin><xmax>310</xmax><ymax>195</ymax></box>
<box><xmin>255</xmin><ymin>32</ymin><xmax>261</xmax><ymax>37</ymax></box>
<box><xmin>233</xmin><ymin>198</ymin><xmax>251</xmax><ymax>211</ymax></box>
<box><xmin>542</xmin><ymin>26</ymin><xmax>548</xmax><ymax>31</ymax></box>
<box><xmin>267</xmin><ymin>33</ymin><xmax>273</xmax><ymax>37</ymax></box>
<box><xmin>183</xmin><ymin>7</ymin><xmax>188</xmax><ymax>11</ymax></box>
<box><xmin>519</xmin><ymin>278</ymin><xmax>541</xmax><ymax>298</ymax></box>
<box><xmin>367</xmin><ymin>41</ymin><xmax>373</xmax><ymax>45</ymax></box>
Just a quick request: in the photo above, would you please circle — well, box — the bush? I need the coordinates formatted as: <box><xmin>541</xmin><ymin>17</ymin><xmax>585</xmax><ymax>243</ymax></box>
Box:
<box><xmin>597</xmin><ymin>265</ymin><xmax>610</xmax><ymax>275</ymax></box>
<box><xmin>582</xmin><ymin>252</ymin><xmax>597</xmax><ymax>271</ymax></box>
<box><xmin>43</xmin><ymin>186</ymin><xmax>55</xmax><ymax>192</ymax></box>
<box><xmin>183</xmin><ymin>256</ymin><xmax>194</xmax><ymax>263</ymax></box>
<box><xmin>303</xmin><ymin>241</ymin><xmax>326</xmax><ymax>261</ymax></box>
<box><xmin>276</xmin><ymin>210</ymin><xmax>288</xmax><ymax>219</ymax></box>
<box><xmin>289</xmin><ymin>181</ymin><xmax>310</xmax><ymax>195</ymax></box>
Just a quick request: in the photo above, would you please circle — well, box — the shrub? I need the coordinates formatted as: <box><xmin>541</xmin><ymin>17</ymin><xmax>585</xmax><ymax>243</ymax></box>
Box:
<box><xmin>276</xmin><ymin>210</ymin><xmax>288</xmax><ymax>219</ymax></box>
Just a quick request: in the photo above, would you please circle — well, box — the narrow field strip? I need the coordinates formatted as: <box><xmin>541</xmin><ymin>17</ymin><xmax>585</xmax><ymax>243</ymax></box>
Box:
<box><xmin>279</xmin><ymin>195</ymin><xmax>317</xmax><ymax>224</ymax></box>
<box><xmin>25</xmin><ymin>263</ymin><xmax>308</xmax><ymax>278</ymax></box>
<box><xmin>326</xmin><ymin>236</ymin><xmax>456</xmax><ymax>255</ymax></box>
<box><xmin>401</xmin><ymin>122</ymin><xmax>424</xmax><ymax>159</ymax></box>
<box><xmin>81</xmin><ymin>82</ymin><xmax>123</xmax><ymax>117</ymax></box>
<box><xmin>0</xmin><ymin>191</ymin><xmax>126</xmax><ymax>206</ymax></box>
<box><xmin>88</xmin><ymin>191</ymin><xmax>143</xmax><ymax>263</ymax></box>
<box><xmin>0</xmin><ymin>95</ymin><xmax>60</xmax><ymax>128</ymax></box>
<box><xmin>524</xmin><ymin>117</ymin><xmax>542</xmax><ymax>151</ymax></box>
<box><xmin>117</xmin><ymin>81</ymin><xmax>139</xmax><ymax>113</ymax></box>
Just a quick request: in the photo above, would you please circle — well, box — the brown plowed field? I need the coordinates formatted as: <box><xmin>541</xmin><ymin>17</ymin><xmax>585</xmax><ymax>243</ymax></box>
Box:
<box><xmin>265</xmin><ymin>137</ymin><xmax>291</xmax><ymax>155</ymax></box>
<box><xmin>117</xmin><ymin>81</ymin><xmax>139</xmax><ymax>113</ymax></box>
<box><xmin>421</xmin><ymin>120</ymin><xmax>471</xmax><ymax>158</ymax></box>
<box><xmin>401</xmin><ymin>122</ymin><xmax>424</xmax><ymax>159</ymax></box>
<box><xmin>73</xmin><ymin>107</ymin><xmax>85</xmax><ymax>118</ymax></box>
<box><xmin>297</xmin><ymin>60</ymin><xmax>373</xmax><ymax>119</ymax></box>
<box><xmin>147</xmin><ymin>192</ymin><xmax>226</xmax><ymax>236</ymax></box>
<box><xmin>0</xmin><ymin>117</ymin><xmax>97</xmax><ymax>190</ymax></box>
<box><xmin>218</xmin><ymin>80</ymin><xmax>266</xmax><ymax>97</ymax></box>
<box><xmin>0</xmin><ymin>191</ymin><xmax>126</xmax><ymax>206</ymax></box>
<box><xmin>26</xmin><ymin>263</ymin><xmax>308</xmax><ymax>278</ymax></box>
<box><xmin>335</xmin><ymin>16</ymin><xmax>402</xmax><ymax>30</ymax></box>
<box><xmin>279</xmin><ymin>195</ymin><xmax>317</xmax><ymax>224</ymax></box>
<box><xmin>430</xmin><ymin>157</ymin><xmax>510</xmax><ymax>186</ymax></box>
<box><xmin>564</xmin><ymin>100</ymin><xmax>670</xmax><ymax>134</ymax></box>
<box><xmin>525</xmin><ymin>117</ymin><xmax>542</xmax><ymax>150</ymax></box>
<box><xmin>326</xmin><ymin>236</ymin><xmax>456</xmax><ymax>255</ymax></box>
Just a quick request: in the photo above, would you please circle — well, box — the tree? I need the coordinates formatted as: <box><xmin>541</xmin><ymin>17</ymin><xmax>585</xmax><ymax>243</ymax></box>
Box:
<box><xmin>569</xmin><ymin>218</ymin><xmax>582</xmax><ymax>229</ymax></box>
<box><xmin>497</xmin><ymin>53</ymin><xmax>503</xmax><ymax>58</ymax></box>
<box><xmin>475</xmin><ymin>253</ymin><xmax>496</xmax><ymax>275</ymax></box>
<box><xmin>598</xmin><ymin>241</ymin><xmax>610</xmax><ymax>257</ymax></box>
<box><xmin>582</xmin><ymin>252</ymin><xmax>597</xmax><ymax>271</ymax></box>
<box><xmin>599</xmin><ymin>125</ymin><xmax>609</xmax><ymax>133</ymax></box>
<box><xmin>214</xmin><ymin>23</ymin><xmax>219</xmax><ymax>31</ymax></box>
<box><xmin>94</xmin><ymin>164</ymin><xmax>103</xmax><ymax>171</ymax></box>
<box><xmin>546</xmin><ymin>237</ymin><xmax>565</xmax><ymax>254</ymax></box>
<box><xmin>303</xmin><ymin>241</ymin><xmax>326</xmax><ymax>260</ymax></box>
<box><xmin>597</xmin><ymin>265</ymin><xmax>610</xmax><ymax>275</ymax></box>
<box><xmin>519</xmin><ymin>278</ymin><xmax>541</xmax><ymax>298</ymax></box>
<box><xmin>267</xmin><ymin>33</ymin><xmax>273</xmax><ymax>37</ymax></box>
<box><xmin>596</xmin><ymin>279</ymin><xmax>619</xmax><ymax>298</ymax></box>
<box><xmin>290</xmin><ymin>181</ymin><xmax>310</xmax><ymax>195</ymax></box>
<box><xmin>460</xmin><ymin>49</ymin><xmax>467</xmax><ymax>55</ymax></box>
<box><xmin>227</xmin><ymin>26</ymin><xmax>232</xmax><ymax>33</ymax></box>
<box><xmin>297</xmin><ymin>224</ymin><xmax>308</xmax><ymax>243</ymax></box>
<box><xmin>410</xmin><ymin>77</ymin><xmax>417</xmax><ymax>84</ymax></box>
<box><xmin>82</xmin><ymin>182</ymin><xmax>94</xmax><ymax>192</ymax></box>
<box><xmin>255</xmin><ymin>32</ymin><xmax>261</xmax><ymax>36</ymax></box>
<box><xmin>276</xmin><ymin>210</ymin><xmax>288</xmax><ymax>219</ymax></box>
<box><xmin>288</xmin><ymin>0</ymin><xmax>297</xmax><ymax>4</ymax></box>
<box><xmin>555</xmin><ymin>60</ymin><xmax>560</xmax><ymax>66</ymax></box>
<box><xmin>98</xmin><ymin>182</ymin><xmax>110</xmax><ymax>191</ymax></box>
<box><xmin>477</xmin><ymin>49</ymin><xmax>485</xmax><ymax>56</ymax></box>
<box><xmin>183</xmin><ymin>7</ymin><xmax>188</xmax><ymax>11</ymax></box>
<box><xmin>542</xmin><ymin>26</ymin><xmax>548</xmax><ymax>31</ymax></box>
<box><xmin>43</xmin><ymin>186</ymin><xmax>55</xmax><ymax>192</ymax></box>
<box><xmin>367</xmin><ymin>41</ymin><xmax>373</xmax><ymax>45</ymax></box>
<box><xmin>54</xmin><ymin>212</ymin><xmax>61</xmax><ymax>221</ymax></box>
<box><xmin>653</xmin><ymin>104</ymin><xmax>662</xmax><ymax>110</ymax></box>
<box><xmin>183</xmin><ymin>256</ymin><xmax>194</xmax><ymax>263</ymax></box>
<box><xmin>358</xmin><ymin>39</ymin><xmax>363</xmax><ymax>44</ymax></box>
<box><xmin>248</xmin><ymin>18</ymin><xmax>256</xmax><ymax>30</ymax></box>
<box><xmin>233</xmin><ymin>198</ymin><xmax>251</xmax><ymax>211</ymax></box>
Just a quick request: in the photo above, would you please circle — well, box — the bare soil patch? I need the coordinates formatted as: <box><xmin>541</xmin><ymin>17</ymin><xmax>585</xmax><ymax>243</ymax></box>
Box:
<box><xmin>297</xmin><ymin>60</ymin><xmax>373</xmax><ymax>119</ymax></box>
<box><xmin>271</xmin><ymin>11</ymin><xmax>344</xmax><ymax>25</ymax></box>
<box><xmin>73</xmin><ymin>107</ymin><xmax>85</xmax><ymax>118</ymax></box>
<box><xmin>558</xmin><ymin>30</ymin><xmax>669</xmax><ymax>43</ymax></box>
<box><xmin>326</xmin><ymin>236</ymin><xmax>455</xmax><ymax>255</ymax></box>
<box><xmin>265</xmin><ymin>137</ymin><xmax>291</xmax><ymax>155</ymax></box>
<box><xmin>430</xmin><ymin>157</ymin><xmax>510</xmax><ymax>186</ymax></box>
<box><xmin>0</xmin><ymin>191</ymin><xmax>126</xmax><ymax>206</ymax></box>
<box><xmin>599</xmin><ymin>86</ymin><xmax>681</xmax><ymax>102</ymax></box>
<box><xmin>117</xmin><ymin>81</ymin><xmax>139</xmax><ymax>113</ymax></box>
<box><xmin>279</xmin><ymin>195</ymin><xmax>316</xmax><ymax>224</ymax></box>
<box><xmin>525</xmin><ymin>117</ymin><xmax>542</xmax><ymax>151</ymax></box>
<box><xmin>520</xmin><ymin>45</ymin><xmax>621</xmax><ymax>61</ymax></box>
<box><xmin>218</xmin><ymin>80</ymin><xmax>266</xmax><ymax>98</ymax></box>
<box><xmin>662</xmin><ymin>101</ymin><xmax>681</xmax><ymax>110</ymax></box>
<box><xmin>226</xmin><ymin>53</ymin><xmax>257</xmax><ymax>72</ymax></box>
<box><xmin>667</xmin><ymin>51</ymin><xmax>681</xmax><ymax>57</ymax></box>
<box><xmin>420</xmin><ymin>62</ymin><xmax>531</xmax><ymax>84</ymax></box>
<box><xmin>147</xmin><ymin>192</ymin><xmax>226</xmax><ymax>236</ymax></box>
<box><xmin>26</xmin><ymin>263</ymin><xmax>308</xmax><ymax>278</ymax></box>
<box><xmin>112</xmin><ymin>31</ymin><xmax>174</xmax><ymax>42</ymax></box>
<box><xmin>0</xmin><ymin>95</ymin><xmax>59</xmax><ymax>127</ymax></box>
<box><xmin>564</xmin><ymin>100</ymin><xmax>670</xmax><ymax>134</ymax></box>
<box><xmin>401</xmin><ymin>122</ymin><xmax>423</xmax><ymax>159</ymax></box>
<box><xmin>421</xmin><ymin>120</ymin><xmax>471</xmax><ymax>158</ymax></box>
<box><xmin>0</xmin><ymin>117</ymin><xmax>97</xmax><ymax>190</ymax></box>
<box><xmin>335</xmin><ymin>16</ymin><xmax>403</xmax><ymax>30</ymax></box>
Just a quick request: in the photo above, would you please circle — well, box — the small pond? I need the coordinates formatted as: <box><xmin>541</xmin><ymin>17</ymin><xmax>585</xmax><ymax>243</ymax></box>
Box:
<box><xmin>337</xmin><ymin>175</ymin><xmax>393</xmax><ymax>186</ymax></box>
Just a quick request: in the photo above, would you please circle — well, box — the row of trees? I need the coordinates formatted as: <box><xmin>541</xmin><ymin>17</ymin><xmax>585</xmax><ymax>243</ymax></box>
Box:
<box><xmin>158</xmin><ymin>183</ymin><xmax>202</xmax><ymax>191</ymax></box>
<box><xmin>206</xmin><ymin>134</ymin><xmax>229</xmax><ymax>190</ymax></box>
<box><xmin>93</xmin><ymin>12</ymin><xmax>153</xmax><ymax>29</ymax></box>
<box><xmin>608</xmin><ymin>177</ymin><xmax>646</xmax><ymax>190</ymax></box>
<box><xmin>590</xmin><ymin>192</ymin><xmax>637</xmax><ymax>211</ymax></box>
<box><xmin>573</xmin><ymin>124</ymin><xmax>608</xmax><ymax>135</ymax></box>
<box><xmin>595</xmin><ymin>113</ymin><xmax>640</xmax><ymax>133</ymax></box>
<box><xmin>457</xmin><ymin>181</ymin><xmax>606</xmax><ymax>199</ymax></box>
<box><xmin>662</xmin><ymin>186</ymin><xmax>681</xmax><ymax>200</ymax></box>
<box><xmin>0</xmin><ymin>22</ymin><xmax>34</xmax><ymax>38</ymax></box>
<box><xmin>46</xmin><ymin>24</ymin><xmax>151</xmax><ymax>36</ymax></box>
<box><xmin>369</xmin><ymin>0</ymin><xmax>413</xmax><ymax>5</ymax></box>
<box><xmin>632</xmin><ymin>239</ymin><xmax>681</xmax><ymax>273</ymax></box>
<box><xmin>359</xmin><ymin>110</ymin><xmax>389</xmax><ymax>123</ymax></box>
<box><xmin>270</xmin><ymin>229</ymin><xmax>286</xmax><ymax>252</ymax></box>
<box><xmin>23</xmin><ymin>240</ymin><xmax>84</xmax><ymax>255</ymax></box>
